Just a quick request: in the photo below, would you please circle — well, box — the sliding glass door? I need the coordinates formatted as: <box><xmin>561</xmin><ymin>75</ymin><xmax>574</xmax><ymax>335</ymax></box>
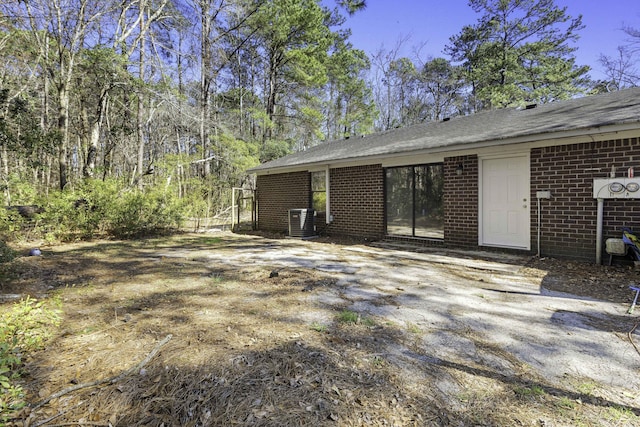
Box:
<box><xmin>386</xmin><ymin>164</ymin><xmax>443</xmax><ymax>239</ymax></box>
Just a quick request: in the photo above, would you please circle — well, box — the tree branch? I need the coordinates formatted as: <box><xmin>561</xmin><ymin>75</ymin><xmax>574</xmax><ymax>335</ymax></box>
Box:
<box><xmin>30</xmin><ymin>334</ymin><xmax>173</xmax><ymax>413</ymax></box>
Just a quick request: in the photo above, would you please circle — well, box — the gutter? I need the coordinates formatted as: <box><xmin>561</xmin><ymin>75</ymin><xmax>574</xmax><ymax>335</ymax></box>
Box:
<box><xmin>248</xmin><ymin>125</ymin><xmax>640</xmax><ymax>176</ymax></box>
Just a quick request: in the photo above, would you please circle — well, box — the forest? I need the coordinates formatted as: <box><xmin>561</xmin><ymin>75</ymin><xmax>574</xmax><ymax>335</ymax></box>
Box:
<box><xmin>0</xmin><ymin>0</ymin><xmax>638</xmax><ymax>240</ymax></box>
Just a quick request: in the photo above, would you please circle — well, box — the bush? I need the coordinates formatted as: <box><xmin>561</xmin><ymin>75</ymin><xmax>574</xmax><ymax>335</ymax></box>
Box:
<box><xmin>105</xmin><ymin>186</ymin><xmax>185</xmax><ymax>238</ymax></box>
<box><xmin>0</xmin><ymin>204</ymin><xmax>34</xmax><ymax>242</ymax></box>
<box><xmin>0</xmin><ymin>241</ymin><xmax>15</xmax><ymax>264</ymax></box>
<box><xmin>35</xmin><ymin>179</ymin><xmax>188</xmax><ymax>241</ymax></box>
<box><xmin>0</xmin><ymin>297</ymin><xmax>61</xmax><ymax>420</ymax></box>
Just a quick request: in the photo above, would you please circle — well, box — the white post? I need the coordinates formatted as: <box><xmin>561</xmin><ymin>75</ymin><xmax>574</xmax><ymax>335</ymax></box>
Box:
<box><xmin>231</xmin><ymin>188</ymin><xmax>236</xmax><ymax>231</ymax></box>
<box><xmin>537</xmin><ymin>198</ymin><xmax>541</xmax><ymax>257</ymax></box>
<box><xmin>325</xmin><ymin>165</ymin><xmax>331</xmax><ymax>223</ymax></box>
<box><xmin>596</xmin><ymin>198</ymin><xmax>604</xmax><ymax>264</ymax></box>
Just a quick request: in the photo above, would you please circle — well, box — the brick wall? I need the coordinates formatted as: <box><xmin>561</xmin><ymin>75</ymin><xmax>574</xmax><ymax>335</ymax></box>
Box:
<box><xmin>325</xmin><ymin>164</ymin><xmax>385</xmax><ymax>240</ymax></box>
<box><xmin>255</xmin><ymin>137</ymin><xmax>640</xmax><ymax>261</ymax></box>
<box><xmin>443</xmin><ymin>155</ymin><xmax>479</xmax><ymax>248</ymax></box>
<box><xmin>256</xmin><ymin>172</ymin><xmax>310</xmax><ymax>233</ymax></box>
<box><xmin>531</xmin><ymin>138</ymin><xmax>640</xmax><ymax>261</ymax></box>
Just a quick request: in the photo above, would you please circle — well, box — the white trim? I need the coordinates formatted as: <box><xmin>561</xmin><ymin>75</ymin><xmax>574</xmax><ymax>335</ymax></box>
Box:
<box><xmin>478</xmin><ymin>153</ymin><xmax>531</xmax><ymax>250</ymax></box>
<box><xmin>325</xmin><ymin>165</ymin><xmax>331</xmax><ymax>223</ymax></box>
<box><xmin>307</xmin><ymin>166</ymin><xmax>327</xmax><ymax>173</ymax></box>
<box><xmin>381</xmin><ymin>153</ymin><xmax>445</xmax><ymax>167</ymax></box>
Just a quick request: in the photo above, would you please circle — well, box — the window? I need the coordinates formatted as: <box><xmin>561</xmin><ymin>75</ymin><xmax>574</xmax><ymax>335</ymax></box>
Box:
<box><xmin>385</xmin><ymin>164</ymin><xmax>443</xmax><ymax>238</ymax></box>
<box><xmin>311</xmin><ymin>171</ymin><xmax>326</xmax><ymax>212</ymax></box>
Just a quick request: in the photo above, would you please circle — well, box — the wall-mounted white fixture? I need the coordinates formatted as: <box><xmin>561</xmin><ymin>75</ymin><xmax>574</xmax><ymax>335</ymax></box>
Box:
<box><xmin>593</xmin><ymin>178</ymin><xmax>640</xmax><ymax>199</ymax></box>
<box><xmin>536</xmin><ymin>190</ymin><xmax>551</xmax><ymax>199</ymax></box>
<box><xmin>593</xmin><ymin>177</ymin><xmax>640</xmax><ymax>264</ymax></box>
<box><xmin>536</xmin><ymin>190</ymin><xmax>552</xmax><ymax>257</ymax></box>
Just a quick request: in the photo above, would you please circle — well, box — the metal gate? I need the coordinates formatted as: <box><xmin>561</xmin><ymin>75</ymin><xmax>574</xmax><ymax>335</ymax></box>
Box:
<box><xmin>232</xmin><ymin>187</ymin><xmax>256</xmax><ymax>232</ymax></box>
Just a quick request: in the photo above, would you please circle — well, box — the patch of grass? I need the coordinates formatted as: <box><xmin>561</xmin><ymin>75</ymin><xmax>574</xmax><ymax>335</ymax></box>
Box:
<box><xmin>310</xmin><ymin>322</ymin><xmax>328</xmax><ymax>333</ymax></box>
<box><xmin>371</xmin><ymin>355</ymin><xmax>386</xmax><ymax>368</ymax></box>
<box><xmin>336</xmin><ymin>310</ymin><xmax>375</xmax><ymax>326</ymax></box>
<box><xmin>361</xmin><ymin>318</ymin><xmax>376</xmax><ymax>327</ymax></box>
<box><xmin>606</xmin><ymin>404</ymin><xmax>638</xmax><ymax>422</ymax></box>
<box><xmin>68</xmin><ymin>282</ymin><xmax>96</xmax><ymax>295</ymax></box>
<box><xmin>0</xmin><ymin>297</ymin><xmax>62</xmax><ymax>421</ymax></box>
<box><xmin>199</xmin><ymin>237</ymin><xmax>223</xmax><ymax>245</ymax></box>
<box><xmin>576</xmin><ymin>381</ymin><xmax>596</xmax><ymax>396</ymax></box>
<box><xmin>79</xmin><ymin>326</ymin><xmax>99</xmax><ymax>335</ymax></box>
<box><xmin>514</xmin><ymin>385</ymin><xmax>546</xmax><ymax>399</ymax></box>
<box><xmin>337</xmin><ymin>310</ymin><xmax>358</xmax><ymax>323</ymax></box>
<box><xmin>555</xmin><ymin>396</ymin><xmax>576</xmax><ymax>410</ymax></box>
<box><xmin>406</xmin><ymin>322</ymin><xmax>421</xmax><ymax>334</ymax></box>
<box><xmin>209</xmin><ymin>273</ymin><xmax>225</xmax><ymax>284</ymax></box>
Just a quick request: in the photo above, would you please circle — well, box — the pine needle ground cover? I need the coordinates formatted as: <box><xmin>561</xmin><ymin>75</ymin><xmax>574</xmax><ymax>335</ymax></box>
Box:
<box><xmin>0</xmin><ymin>233</ymin><xmax>638</xmax><ymax>426</ymax></box>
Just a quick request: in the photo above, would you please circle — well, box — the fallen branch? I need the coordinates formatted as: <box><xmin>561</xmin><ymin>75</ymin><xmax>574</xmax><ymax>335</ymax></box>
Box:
<box><xmin>30</xmin><ymin>401</ymin><xmax>85</xmax><ymax>427</ymax></box>
<box><xmin>30</xmin><ymin>334</ymin><xmax>173</xmax><ymax>414</ymax></box>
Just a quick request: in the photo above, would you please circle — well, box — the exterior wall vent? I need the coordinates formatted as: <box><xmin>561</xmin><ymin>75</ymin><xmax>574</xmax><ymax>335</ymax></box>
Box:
<box><xmin>288</xmin><ymin>209</ymin><xmax>316</xmax><ymax>238</ymax></box>
<box><xmin>525</xmin><ymin>103</ymin><xmax>537</xmax><ymax>110</ymax></box>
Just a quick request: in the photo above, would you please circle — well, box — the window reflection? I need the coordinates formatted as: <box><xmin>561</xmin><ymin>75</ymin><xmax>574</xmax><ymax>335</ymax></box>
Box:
<box><xmin>311</xmin><ymin>171</ymin><xmax>326</xmax><ymax>212</ymax></box>
<box><xmin>386</xmin><ymin>164</ymin><xmax>443</xmax><ymax>238</ymax></box>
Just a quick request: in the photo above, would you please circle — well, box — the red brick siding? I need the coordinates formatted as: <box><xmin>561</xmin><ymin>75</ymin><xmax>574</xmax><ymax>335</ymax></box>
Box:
<box><xmin>443</xmin><ymin>155</ymin><xmax>479</xmax><ymax>248</ymax></box>
<box><xmin>256</xmin><ymin>172</ymin><xmax>310</xmax><ymax>233</ymax></box>
<box><xmin>255</xmin><ymin>136</ymin><xmax>640</xmax><ymax>262</ymax></box>
<box><xmin>325</xmin><ymin>165</ymin><xmax>385</xmax><ymax>240</ymax></box>
<box><xmin>531</xmin><ymin>138</ymin><xmax>640</xmax><ymax>260</ymax></box>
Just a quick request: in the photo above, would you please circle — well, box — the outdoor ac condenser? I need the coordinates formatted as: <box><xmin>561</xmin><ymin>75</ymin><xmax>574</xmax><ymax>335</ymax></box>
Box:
<box><xmin>288</xmin><ymin>209</ymin><xmax>316</xmax><ymax>238</ymax></box>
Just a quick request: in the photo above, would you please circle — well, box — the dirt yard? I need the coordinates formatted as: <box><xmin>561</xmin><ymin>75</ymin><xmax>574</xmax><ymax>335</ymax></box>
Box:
<box><xmin>1</xmin><ymin>232</ymin><xmax>640</xmax><ymax>426</ymax></box>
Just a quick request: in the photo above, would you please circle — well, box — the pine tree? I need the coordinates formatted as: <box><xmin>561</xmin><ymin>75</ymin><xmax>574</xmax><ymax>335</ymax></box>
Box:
<box><xmin>446</xmin><ymin>0</ymin><xmax>590</xmax><ymax>109</ymax></box>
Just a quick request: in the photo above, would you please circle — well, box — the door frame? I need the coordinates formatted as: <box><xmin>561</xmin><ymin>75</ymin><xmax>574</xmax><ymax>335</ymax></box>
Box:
<box><xmin>478</xmin><ymin>153</ymin><xmax>531</xmax><ymax>250</ymax></box>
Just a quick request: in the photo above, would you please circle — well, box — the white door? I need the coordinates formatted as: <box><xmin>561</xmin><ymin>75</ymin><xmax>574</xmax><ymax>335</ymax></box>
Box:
<box><xmin>481</xmin><ymin>156</ymin><xmax>530</xmax><ymax>249</ymax></box>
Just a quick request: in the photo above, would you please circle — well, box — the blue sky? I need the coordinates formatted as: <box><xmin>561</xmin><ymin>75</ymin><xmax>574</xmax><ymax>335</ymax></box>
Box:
<box><xmin>335</xmin><ymin>0</ymin><xmax>640</xmax><ymax>81</ymax></box>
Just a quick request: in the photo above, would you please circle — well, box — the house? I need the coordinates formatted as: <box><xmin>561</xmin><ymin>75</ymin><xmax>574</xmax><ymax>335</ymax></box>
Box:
<box><xmin>248</xmin><ymin>88</ymin><xmax>640</xmax><ymax>262</ymax></box>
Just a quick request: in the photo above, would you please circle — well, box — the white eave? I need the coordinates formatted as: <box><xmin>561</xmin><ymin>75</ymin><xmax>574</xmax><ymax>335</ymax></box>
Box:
<box><xmin>251</xmin><ymin>122</ymin><xmax>640</xmax><ymax>175</ymax></box>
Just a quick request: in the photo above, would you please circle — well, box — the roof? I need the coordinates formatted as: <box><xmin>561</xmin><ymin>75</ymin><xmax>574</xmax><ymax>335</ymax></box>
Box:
<box><xmin>249</xmin><ymin>87</ymin><xmax>640</xmax><ymax>174</ymax></box>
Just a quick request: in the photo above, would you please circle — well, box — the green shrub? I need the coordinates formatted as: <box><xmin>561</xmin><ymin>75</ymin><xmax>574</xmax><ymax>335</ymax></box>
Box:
<box><xmin>0</xmin><ymin>241</ymin><xmax>15</xmax><ymax>264</ymax></box>
<box><xmin>0</xmin><ymin>176</ymin><xmax>192</xmax><ymax>242</ymax></box>
<box><xmin>0</xmin><ymin>203</ymin><xmax>32</xmax><ymax>240</ymax></box>
<box><xmin>105</xmin><ymin>186</ymin><xmax>185</xmax><ymax>238</ymax></box>
<box><xmin>35</xmin><ymin>179</ymin><xmax>187</xmax><ymax>241</ymax></box>
<box><xmin>38</xmin><ymin>179</ymin><xmax>119</xmax><ymax>241</ymax></box>
<box><xmin>0</xmin><ymin>297</ymin><xmax>61</xmax><ymax>420</ymax></box>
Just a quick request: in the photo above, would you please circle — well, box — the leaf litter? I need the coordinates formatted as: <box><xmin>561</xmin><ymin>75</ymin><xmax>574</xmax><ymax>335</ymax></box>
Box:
<box><xmin>1</xmin><ymin>232</ymin><xmax>639</xmax><ymax>426</ymax></box>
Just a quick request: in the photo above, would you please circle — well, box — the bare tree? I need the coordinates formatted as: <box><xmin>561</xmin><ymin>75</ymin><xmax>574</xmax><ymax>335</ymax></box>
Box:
<box><xmin>369</xmin><ymin>36</ymin><xmax>410</xmax><ymax>131</ymax></box>
<box><xmin>599</xmin><ymin>46</ymin><xmax>639</xmax><ymax>90</ymax></box>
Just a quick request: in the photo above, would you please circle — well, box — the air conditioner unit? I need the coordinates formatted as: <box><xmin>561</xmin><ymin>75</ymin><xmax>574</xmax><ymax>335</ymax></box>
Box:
<box><xmin>288</xmin><ymin>209</ymin><xmax>316</xmax><ymax>238</ymax></box>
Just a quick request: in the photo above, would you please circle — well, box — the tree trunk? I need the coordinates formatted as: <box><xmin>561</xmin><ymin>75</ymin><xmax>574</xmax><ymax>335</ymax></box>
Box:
<box><xmin>58</xmin><ymin>84</ymin><xmax>69</xmax><ymax>190</ymax></box>
<box><xmin>83</xmin><ymin>90</ymin><xmax>108</xmax><ymax>179</ymax></box>
<box><xmin>265</xmin><ymin>57</ymin><xmax>278</xmax><ymax>142</ymax></box>
<box><xmin>136</xmin><ymin>4</ymin><xmax>146</xmax><ymax>188</ymax></box>
<box><xmin>200</xmin><ymin>0</ymin><xmax>212</xmax><ymax>178</ymax></box>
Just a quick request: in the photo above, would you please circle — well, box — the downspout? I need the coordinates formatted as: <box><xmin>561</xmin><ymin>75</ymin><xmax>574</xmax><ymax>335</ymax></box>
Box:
<box><xmin>537</xmin><ymin>198</ymin><xmax>541</xmax><ymax>257</ymax></box>
<box><xmin>596</xmin><ymin>198</ymin><xmax>604</xmax><ymax>265</ymax></box>
<box><xmin>325</xmin><ymin>165</ymin><xmax>332</xmax><ymax>224</ymax></box>
<box><xmin>535</xmin><ymin>190</ymin><xmax>551</xmax><ymax>257</ymax></box>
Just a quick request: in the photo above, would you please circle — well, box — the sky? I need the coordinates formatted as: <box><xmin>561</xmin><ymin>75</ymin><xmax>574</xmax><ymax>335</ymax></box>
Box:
<box><xmin>334</xmin><ymin>0</ymin><xmax>640</xmax><ymax>81</ymax></box>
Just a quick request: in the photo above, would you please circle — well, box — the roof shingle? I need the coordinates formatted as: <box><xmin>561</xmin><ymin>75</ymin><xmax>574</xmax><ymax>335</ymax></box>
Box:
<box><xmin>249</xmin><ymin>88</ymin><xmax>640</xmax><ymax>173</ymax></box>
